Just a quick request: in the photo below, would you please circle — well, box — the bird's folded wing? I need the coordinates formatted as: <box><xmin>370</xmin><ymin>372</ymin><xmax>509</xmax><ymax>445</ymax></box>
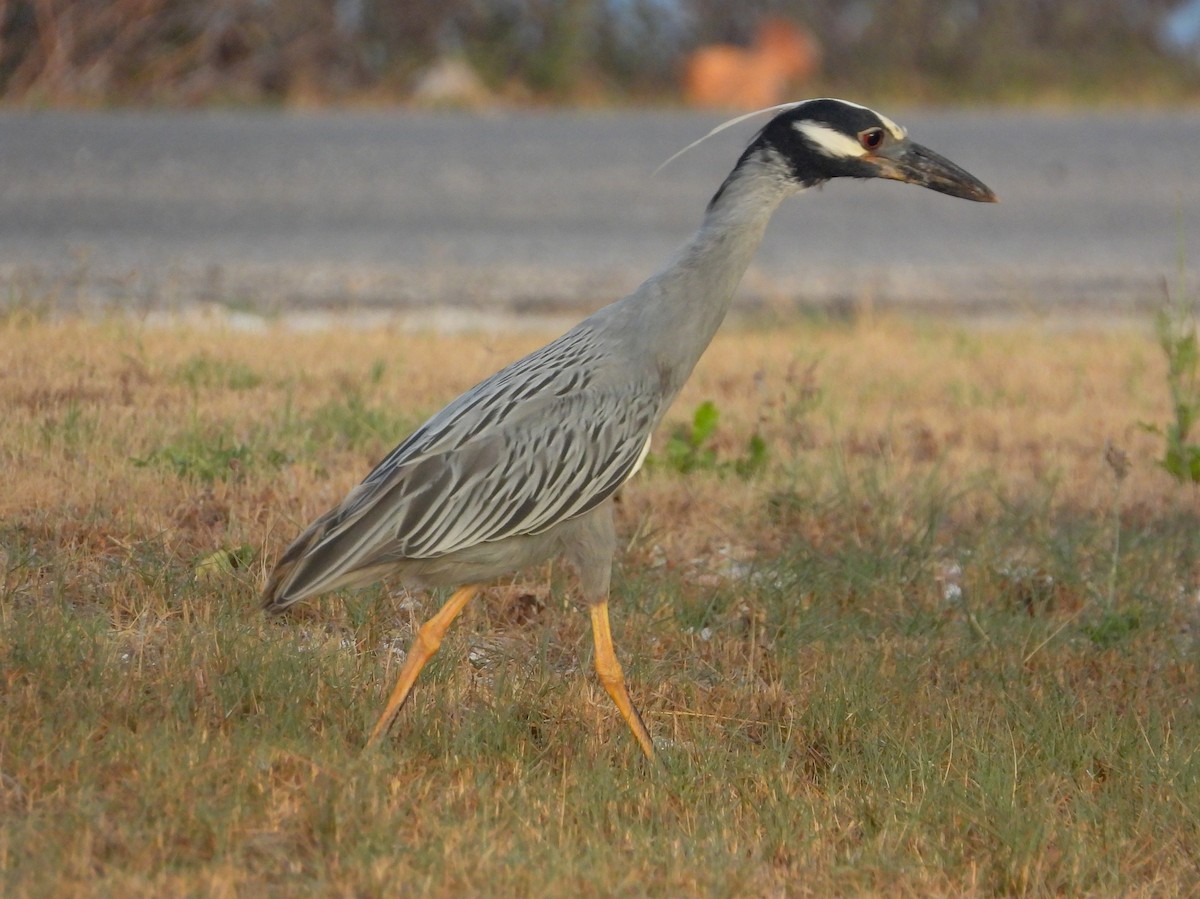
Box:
<box><xmin>293</xmin><ymin>389</ymin><xmax>660</xmax><ymax>585</ymax></box>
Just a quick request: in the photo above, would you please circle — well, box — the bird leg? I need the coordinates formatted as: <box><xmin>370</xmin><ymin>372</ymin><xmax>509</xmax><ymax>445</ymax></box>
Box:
<box><xmin>589</xmin><ymin>600</ymin><xmax>656</xmax><ymax>760</ymax></box>
<box><xmin>366</xmin><ymin>584</ymin><xmax>480</xmax><ymax>747</ymax></box>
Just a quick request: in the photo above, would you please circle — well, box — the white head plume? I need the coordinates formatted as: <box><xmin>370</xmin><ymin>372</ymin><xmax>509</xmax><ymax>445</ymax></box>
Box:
<box><xmin>652</xmin><ymin>101</ymin><xmax>806</xmax><ymax>177</ymax></box>
<box><xmin>652</xmin><ymin>98</ymin><xmax>909</xmax><ymax>177</ymax></box>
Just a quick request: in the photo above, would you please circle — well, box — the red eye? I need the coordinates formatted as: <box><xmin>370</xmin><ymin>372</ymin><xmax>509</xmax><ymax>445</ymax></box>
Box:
<box><xmin>859</xmin><ymin>128</ymin><xmax>884</xmax><ymax>151</ymax></box>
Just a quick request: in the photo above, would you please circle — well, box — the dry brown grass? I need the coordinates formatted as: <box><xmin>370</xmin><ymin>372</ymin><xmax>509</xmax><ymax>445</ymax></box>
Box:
<box><xmin>3</xmin><ymin>313</ymin><xmax>1199</xmax><ymax>896</ymax></box>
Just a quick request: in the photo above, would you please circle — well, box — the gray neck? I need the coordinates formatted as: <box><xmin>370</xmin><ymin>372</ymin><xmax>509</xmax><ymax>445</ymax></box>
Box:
<box><xmin>625</xmin><ymin>150</ymin><xmax>798</xmax><ymax>399</ymax></box>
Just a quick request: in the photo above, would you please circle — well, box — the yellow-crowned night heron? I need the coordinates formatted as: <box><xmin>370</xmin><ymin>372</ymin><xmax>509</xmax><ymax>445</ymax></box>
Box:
<box><xmin>264</xmin><ymin>99</ymin><xmax>996</xmax><ymax>759</ymax></box>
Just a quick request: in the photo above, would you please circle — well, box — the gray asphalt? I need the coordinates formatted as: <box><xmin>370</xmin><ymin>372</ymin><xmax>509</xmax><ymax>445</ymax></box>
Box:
<box><xmin>2</xmin><ymin>107</ymin><xmax>1198</xmax><ymax>322</ymax></box>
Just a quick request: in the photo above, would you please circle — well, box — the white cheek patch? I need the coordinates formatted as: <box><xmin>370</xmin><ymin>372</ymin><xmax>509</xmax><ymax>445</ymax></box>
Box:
<box><xmin>793</xmin><ymin>120</ymin><xmax>866</xmax><ymax>159</ymax></box>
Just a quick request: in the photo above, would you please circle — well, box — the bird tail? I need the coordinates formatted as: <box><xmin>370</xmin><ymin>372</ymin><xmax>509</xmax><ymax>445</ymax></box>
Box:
<box><xmin>261</xmin><ymin>509</ymin><xmax>340</xmax><ymax>613</ymax></box>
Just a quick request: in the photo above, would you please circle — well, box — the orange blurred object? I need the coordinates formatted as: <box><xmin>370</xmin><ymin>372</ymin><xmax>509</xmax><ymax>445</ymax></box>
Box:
<box><xmin>683</xmin><ymin>18</ymin><xmax>821</xmax><ymax>110</ymax></box>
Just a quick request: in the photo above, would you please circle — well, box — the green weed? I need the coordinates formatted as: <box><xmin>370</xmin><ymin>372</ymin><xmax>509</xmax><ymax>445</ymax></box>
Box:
<box><xmin>1083</xmin><ymin>606</ymin><xmax>1142</xmax><ymax>647</ymax></box>
<box><xmin>1148</xmin><ymin>300</ymin><xmax>1200</xmax><ymax>480</ymax></box>
<box><xmin>1144</xmin><ymin>228</ymin><xmax>1200</xmax><ymax>482</ymax></box>
<box><xmin>273</xmin><ymin>365</ymin><xmax>414</xmax><ymax>461</ymax></box>
<box><xmin>651</xmin><ymin>400</ymin><xmax>768</xmax><ymax>478</ymax></box>
<box><xmin>37</xmin><ymin>399</ymin><xmax>97</xmax><ymax>450</ymax></box>
<box><xmin>175</xmin><ymin>354</ymin><xmax>263</xmax><ymax>391</ymax></box>
<box><xmin>304</xmin><ymin>391</ymin><xmax>408</xmax><ymax>453</ymax></box>
<box><xmin>132</xmin><ymin>429</ymin><xmax>287</xmax><ymax>482</ymax></box>
<box><xmin>194</xmin><ymin>544</ymin><xmax>257</xmax><ymax>580</ymax></box>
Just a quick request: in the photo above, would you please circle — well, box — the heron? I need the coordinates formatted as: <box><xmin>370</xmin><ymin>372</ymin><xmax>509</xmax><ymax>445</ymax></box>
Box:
<box><xmin>263</xmin><ymin>99</ymin><xmax>996</xmax><ymax>760</ymax></box>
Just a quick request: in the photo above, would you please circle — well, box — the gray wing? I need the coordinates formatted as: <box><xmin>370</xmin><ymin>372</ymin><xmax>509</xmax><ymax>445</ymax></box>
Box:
<box><xmin>268</xmin><ymin>324</ymin><xmax>661</xmax><ymax>603</ymax></box>
<box><xmin>334</xmin><ymin>388</ymin><xmax>656</xmax><ymax>555</ymax></box>
<box><xmin>366</xmin><ymin>323</ymin><xmax>621</xmax><ymax>472</ymax></box>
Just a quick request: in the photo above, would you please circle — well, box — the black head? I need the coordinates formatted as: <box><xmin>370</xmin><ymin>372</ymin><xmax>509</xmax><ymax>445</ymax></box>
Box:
<box><xmin>734</xmin><ymin>98</ymin><xmax>996</xmax><ymax>203</ymax></box>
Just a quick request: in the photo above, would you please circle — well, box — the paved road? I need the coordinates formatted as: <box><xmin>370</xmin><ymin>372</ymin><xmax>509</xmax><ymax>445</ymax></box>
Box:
<box><xmin>2</xmin><ymin>107</ymin><xmax>1198</xmax><ymax>323</ymax></box>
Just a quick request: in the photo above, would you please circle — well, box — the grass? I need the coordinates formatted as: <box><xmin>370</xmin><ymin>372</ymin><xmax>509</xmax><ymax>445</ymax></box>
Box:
<box><xmin>2</xmin><ymin>314</ymin><xmax>1200</xmax><ymax>896</ymax></box>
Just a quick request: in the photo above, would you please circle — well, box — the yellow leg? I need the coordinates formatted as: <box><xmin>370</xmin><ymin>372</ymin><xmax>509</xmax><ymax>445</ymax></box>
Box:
<box><xmin>589</xmin><ymin>601</ymin><xmax>656</xmax><ymax>760</ymax></box>
<box><xmin>366</xmin><ymin>584</ymin><xmax>480</xmax><ymax>747</ymax></box>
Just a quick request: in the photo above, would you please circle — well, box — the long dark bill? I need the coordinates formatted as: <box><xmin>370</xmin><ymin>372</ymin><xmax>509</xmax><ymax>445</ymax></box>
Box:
<box><xmin>879</xmin><ymin>141</ymin><xmax>997</xmax><ymax>203</ymax></box>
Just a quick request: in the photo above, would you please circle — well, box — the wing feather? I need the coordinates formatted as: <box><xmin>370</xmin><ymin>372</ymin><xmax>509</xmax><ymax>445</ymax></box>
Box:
<box><xmin>271</xmin><ymin>322</ymin><xmax>664</xmax><ymax>603</ymax></box>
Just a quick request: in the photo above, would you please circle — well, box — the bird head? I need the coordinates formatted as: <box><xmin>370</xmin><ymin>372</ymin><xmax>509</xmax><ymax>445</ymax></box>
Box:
<box><xmin>748</xmin><ymin>98</ymin><xmax>996</xmax><ymax>202</ymax></box>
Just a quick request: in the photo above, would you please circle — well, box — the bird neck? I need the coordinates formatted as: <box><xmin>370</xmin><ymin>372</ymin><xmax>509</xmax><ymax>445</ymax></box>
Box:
<box><xmin>639</xmin><ymin>152</ymin><xmax>796</xmax><ymax>396</ymax></box>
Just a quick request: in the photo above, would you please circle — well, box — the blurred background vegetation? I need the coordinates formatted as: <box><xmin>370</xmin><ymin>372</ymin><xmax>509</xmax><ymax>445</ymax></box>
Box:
<box><xmin>2</xmin><ymin>0</ymin><xmax>1199</xmax><ymax>107</ymax></box>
